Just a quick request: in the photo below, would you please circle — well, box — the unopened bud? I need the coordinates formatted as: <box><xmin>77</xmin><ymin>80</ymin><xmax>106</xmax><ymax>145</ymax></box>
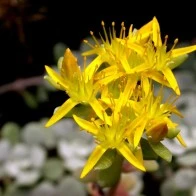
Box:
<box><xmin>146</xmin><ymin>122</ymin><xmax>168</xmax><ymax>143</ymax></box>
<box><xmin>166</xmin><ymin>128</ymin><xmax>180</xmax><ymax>139</ymax></box>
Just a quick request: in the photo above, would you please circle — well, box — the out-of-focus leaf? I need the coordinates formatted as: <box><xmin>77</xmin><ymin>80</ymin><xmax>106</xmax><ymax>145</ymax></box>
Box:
<box><xmin>53</xmin><ymin>42</ymin><xmax>67</xmax><ymax>62</ymax></box>
<box><xmin>143</xmin><ymin>160</ymin><xmax>159</xmax><ymax>172</ymax></box>
<box><xmin>42</xmin><ymin>158</ymin><xmax>64</xmax><ymax>181</ymax></box>
<box><xmin>21</xmin><ymin>90</ymin><xmax>38</xmax><ymax>109</ymax></box>
<box><xmin>16</xmin><ymin>170</ymin><xmax>40</xmax><ymax>186</ymax></box>
<box><xmin>22</xmin><ymin>122</ymin><xmax>44</xmax><ymax>145</ymax></box>
<box><xmin>36</xmin><ymin>86</ymin><xmax>48</xmax><ymax>102</ymax></box>
<box><xmin>4</xmin><ymin>184</ymin><xmax>29</xmax><ymax>196</ymax></box>
<box><xmin>22</xmin><ymin>122</ymin><xmax>56</xmax><ymax>149</ymax></box>
<box><xmin>177</xmin><ymin>152</ymin><xmax>196</xmax><ymax>166</ymax></box>
<box><xmin>57</xmin><ymin>176</ymin><xmax>86</xmax><ymax>196</ymax></box>
<box><xmin>174</xmin><ymin>168</ymin><xmax>196</xmax><ymax>190</ymax></box>
<box><xmin>30</xmin><ymin>181</ymin><xmax>57</xmax><ymax>196</ymax></box>
<box><xmin>1</xmin><ymin>122</ymin><xmax>20</xmax><ymax>144</ymax></box>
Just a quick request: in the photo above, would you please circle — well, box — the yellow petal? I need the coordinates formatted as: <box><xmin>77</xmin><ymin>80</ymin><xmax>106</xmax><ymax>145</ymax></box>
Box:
<box><xmin>152</xmin><ymin>17</ymin><xmax>162</xmax><ymax>47</ymax></box>
<box><xmin>141</xmin><ymin>76</ymin><xmax>150</xmax><ymax>96</ymax></box>
<box><xmin>134</xmin><ymin>144</ymin><xmax>144</xmax><ymax>163</ymax></box>
<box><xmin>90</xmin><ymin>99</ymin><xmax>111</xmax><ymax>126</ymax></box>
<box><xmin>117</xmin><ymin>76</ymin><xmax>137</xmax><ymax>109</ymax></box>
<box><xmin>94</xmin><ymin>65</ymin><xmax>117</xmax><ymax>80</ymax></box>
<box><xmin>172</xmin><ymin>45</ymin><xmax>196</xmax><ymax>58</ymax></box>
<box><xmin>98</xmin><ymin>72</ymin><xmax>123</xmax><ymax>86</ymax></box>
<box><xmin>127</xmin><ymin>43</ymin><xmax>145</xmax><ymax>55</ymax></box>
<box><xmin>118</xmin><ymin>142</ymin><xmax>145</xmax><ymax>171</ymax></box>
<box><xmin>131</xmin><ymin>63</ymin><xmax>150</xmax><ymax>73</ymax></box>
<box><xmin>85</xmin><ymin>56</ymin><xmax>103</xmax><ymax>80</ymax></box>
<box><xmin>133</xmin><ymin>119</ymin><xmax>147</xmax><ymax>148</ymax></box>
<box><xmin>80</xmin><ymin>145</ymin><xmax>107</xmax><ymax>178</ymax></box>
<box><xmin>145</xmin><ymin>71</ymin><xmax>170</xmax><ymax>87</ymax></box>
<box><xmin>45</xmin><ymin>98</ymin><xmax>78</xmax><ymax>127</ymax></box>
<box><xmin>61</xmin><ymin>48</ymin><xmax>80</xmax><ymax>79</ymax></box>
<box><xmin>44</xmin><ymin>75</ymin><xmax>64</xmax><ymax>91</ymax></box>
<box><xmin>73</xmin><ymin>115</ymin><xmax>99</xmax><ymax>135</ymax></box>
<box><xmin>126</xmin><ymin>115</ymin><xmax>148</xmax><ymax>148</ymax></box>
<box><xmin>45</xmin><ymin>65</ymin><xmax>68</xmax><ymax>90</ymax></box>
<box><xmin>162</xmin><ymin>68</ymin><xmax>180</xmax><ymax>95</ymax></box>
<box><xmin>176</xmin><ymin>133</ymin><xmax>187</xmax><ymax>147</ymax></box>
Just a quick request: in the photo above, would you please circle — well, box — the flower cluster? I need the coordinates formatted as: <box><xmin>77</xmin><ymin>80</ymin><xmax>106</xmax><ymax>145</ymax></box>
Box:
<box><xmin>44</xmin><ymin>17</ymin><xmax>196</xmax><ymax>179</ymax></box>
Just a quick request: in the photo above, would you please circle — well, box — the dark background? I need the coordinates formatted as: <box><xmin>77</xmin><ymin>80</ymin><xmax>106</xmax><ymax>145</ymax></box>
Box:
<box><xmin>0</xmin><ymin>0</ymin><xmax>195</xmax><ymax>126</ymax></box>
<box><xmin>0</xmin><ymin>1</ymin><xmax>195</xmax><ymax>195</ymax></box>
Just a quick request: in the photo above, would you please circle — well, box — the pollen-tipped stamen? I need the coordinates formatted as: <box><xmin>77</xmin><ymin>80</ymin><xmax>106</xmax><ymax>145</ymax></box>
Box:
<box><xmin>101</xmin><ymin>21</ymin><xmax>110</xmax><ymax>44</ymax></box>
<box><xmin>90</xmin><ymin>31</ymin><xmax>101</xmax><ymax>47</ymax></box>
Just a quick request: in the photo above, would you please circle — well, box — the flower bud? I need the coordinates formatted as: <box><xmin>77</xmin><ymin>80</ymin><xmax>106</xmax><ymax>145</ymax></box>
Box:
<box><xmin>146</xmin><ymin>122</ymin><xmax>168</xmax><ymax>143</ymax></box>
<box><xmin>166</xmin><ymin>127</ymin><xmax>180</xmax><ymax>139</ymax></box>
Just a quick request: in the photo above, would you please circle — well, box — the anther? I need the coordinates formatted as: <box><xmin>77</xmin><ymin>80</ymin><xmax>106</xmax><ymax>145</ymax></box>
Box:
<box><xmin>91</xmin><ymin>117</ymin><xmax>95</xmax><ymax>121</ymax></box>
<box><xmin>164</xmin><ymin>35</ymin><xmax>168</xmax><ymax>45</ymax></box>
<box><xmin>129</xmin><ymin>24</ymin><xmax>133</xmax><ymax>33</ymax></box>
<box><xmin>171</xmin><ymin>38</ymin><xmax>179</xmax><ymax>50</ymax></box>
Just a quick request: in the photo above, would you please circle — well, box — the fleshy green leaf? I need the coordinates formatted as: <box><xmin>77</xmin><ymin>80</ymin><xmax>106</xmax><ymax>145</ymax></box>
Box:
<box><xmin>66</xmin><ymin>103</ymin><xmax>95</xmax><ymax>119</ymax></box>
<box><xmin>94</xmin><ymin>149</ymin><xmax>117</xmax><ymax>170</ymax></box>
<box><xmin>97</xmin><ymin>152</ymin><xmax>123</xmax><ymax>187</ymax></box>
<box><xmin>149</xmin><ymin>141</ymin><xmax>172</xmax><ymax>162</ymax></box>
<box><xmin>140</xmin><ymin>138</ymin><xmax>158</xmax><ymax>160</ymax></box>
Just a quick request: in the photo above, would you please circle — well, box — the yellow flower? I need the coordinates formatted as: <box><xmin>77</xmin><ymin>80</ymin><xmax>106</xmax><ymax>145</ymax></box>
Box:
<box><xmin>143</xmin><ymin>18</ymin><xmax>196</xmax><ymax>95</ymax></box>
<box><xmin>73</xmin><ymin>80</ymin><xmax>146</xmax><ymax>178</ymax></box>
<box><xmin>82</xmin><ymin>21</ymin><xmax>146</xmax><ymax>82</ymax></box>
<box><xmin>131</xmin><ymin>85</ymin><xmax>186</xmax><ymax>146</ymax></box>
<box><xmin>44</xmin><ymin>48</ymin><xmax>107</xmax><ymax>127</ymax></box>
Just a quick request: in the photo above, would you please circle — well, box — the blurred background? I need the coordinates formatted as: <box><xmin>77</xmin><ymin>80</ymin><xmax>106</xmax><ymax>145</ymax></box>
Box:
<box><xmin>0</xmin><ymin>0</ymin><xmax>196</xmax><ymax>195</ymax></box>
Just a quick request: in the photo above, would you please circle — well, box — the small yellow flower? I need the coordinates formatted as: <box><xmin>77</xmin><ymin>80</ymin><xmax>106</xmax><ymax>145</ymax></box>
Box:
<box><xmin>44</xmin><ymin>48</ymin><xmax>107</xmax><ymax>127</ymax></box>
<box><xmin>142</xmin><ymin>17</ymin><xmax>196</xmax><ymax>95</ymax></box>
<box><xmin>73</xmin><ymin>81</ymin><xmax>146</xmax><ymax>178</ymax></box>
<box><xmin>131</xmin><ymin>85</ymin><xmax>185</xmax><ymax>146</ymax></box>
<box><xmin>82</xmin><ymin>21</ymin><xmax>146</xmax><ymax>83</ymax></box>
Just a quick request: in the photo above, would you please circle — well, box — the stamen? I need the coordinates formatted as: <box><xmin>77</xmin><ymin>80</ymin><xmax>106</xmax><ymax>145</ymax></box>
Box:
<box><xmin>123</xmin><ymin>27</ymin><xmax>126</xmax><ymax>39</ymax></box>
<box><xmin>83</xmin><ymin>39</ymin><xmax>95</xmax><ymax>49</ymax></box>
<box><xmin>171</xmin><ymin>38</ymin><xmax>179</xmax><ymax>50</ymax></box>
<box><xmin>164</xmin><ymin>35</ymin><xmax>168</xmax><ymax>45</ymax></box>
<box><xmin>101</xmin><ymin>21</ymin><xmax>109</xmax><ymax>43</ymax></box>
<box><xmin>129</xmin><ymin>24</ymin><xmax>133</xmax><ymax>34</ymax></box>
<box><xmin>112</xmin><ymin>21</ymin><xmax>116</xmax><ymax>38</ymax></box>
<box><xmin>90</xmin><ymin>31</ymin><xmax>101</xmax><ymax>47</ymax></box>
<box><xmin>91</xmin><ymin>117</ymin><xmax>99</xmax><ymax>128</ymax></box>
<box><xmin>120</xmin><ymin>22</ymin><xmax>125</xmax><ymax>39</ymax></box>
<box><xmin>83</xmin><ymin>56</ymin><xmax>87</xmax><ymax>70</ymax></box>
